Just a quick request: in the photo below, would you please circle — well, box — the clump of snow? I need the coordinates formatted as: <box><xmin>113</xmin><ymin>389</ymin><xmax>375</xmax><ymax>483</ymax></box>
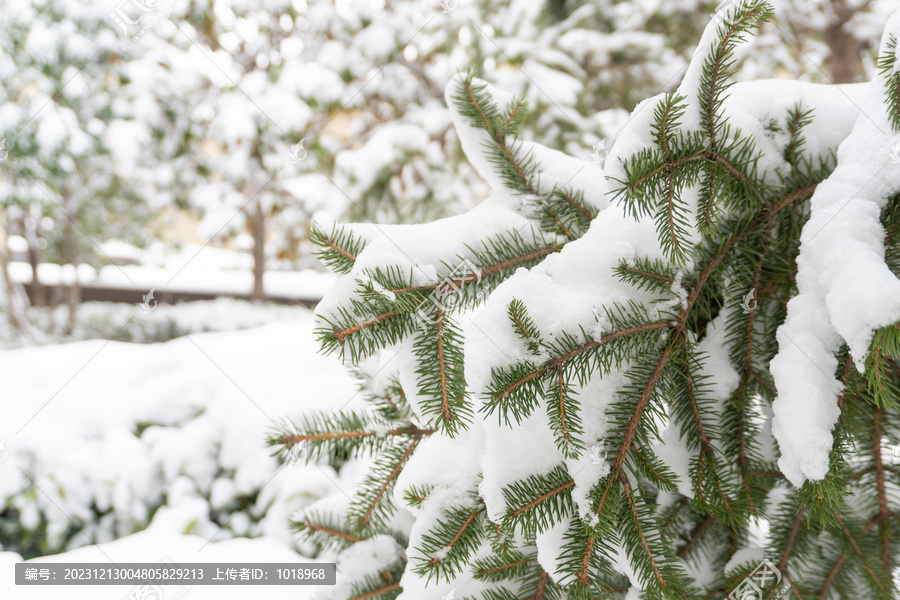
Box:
<box><xmin>328</xmin><ymin>535</ymin><xmax>405</xmax><ymax>600</ymax></box>
<box><xmin>771</xmin><ymin>13</ymin><xmax>900</xmax><ymax>486</ymax></box>
<box><xmin>394</xmin><ymin>426</ymin><xmax>482</xmax><ymax>511</ymax></box>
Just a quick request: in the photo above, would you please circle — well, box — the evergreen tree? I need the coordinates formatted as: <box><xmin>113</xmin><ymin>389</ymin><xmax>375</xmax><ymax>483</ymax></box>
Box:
<box><xmin>272</xmin><ymin>2</ymin><xmax>900</xmax><ymax>598</ymax></box>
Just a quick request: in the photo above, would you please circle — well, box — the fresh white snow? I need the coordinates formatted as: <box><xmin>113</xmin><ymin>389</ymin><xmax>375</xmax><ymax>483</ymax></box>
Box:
<box><xmin>0</xmin><ymin>310</ymin><xmax>365</xmax><ymax>598</ymax></box>
<box><xmin>771</xmin><ymin>12</ymin><xmax>900</xmax><ymax>486</ymax></box>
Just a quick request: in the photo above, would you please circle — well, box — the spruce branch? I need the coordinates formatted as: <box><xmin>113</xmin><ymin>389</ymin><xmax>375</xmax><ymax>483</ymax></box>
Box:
<box><xmin>782</xmin><ymin>104</ymin><xmax>815</xmax><ymax>172</ymax></box>
<box><xmin>309</xmin><ymin>222</ymin><xmax>365</xmax><ymax>275</ymax></box>
<box><xmin>614</xmin><ymin>256</ymin><xmax>678</xmax><ymax>294</ymax></box>
<box><xmin>347</xmin><ymin>572</ymin><xmax>404</xmax><ymax>600</ymax></box>
<box><xmin>503</xmin><ymin>465</ymin><xmax>575</xmax><ymax>535</ymax></box>
<box><xmin>403</xmin><ymin>484</ymin><xmax>434</xmax><ymax>509</ymax></box>
<box><xmin>412</xmin><ymin>308</ymin><xmax>472</xmax><ymax>435</ymax></box>
<box><xmin>556</xmin><ymin>188</ymin><xmax>597</xmax><ymax>222</ymax></box>
<box><xmin>318</xmin><ymin>229</ymin><xmax>564</xmax><ymax>362</ymax></box>
<box><xmin>876</xmin><ymin>34</ymin><xmax>900</xmax><ymax>131</ymax></box>
<box><xmin>870</xmin><ymin>407</ymin><xmax>892</xmax><ymax>570</ymax></box>
<box><xmin>472</xmin><ymin>551</ymin><xmax>536</xmax><ymax>583</ymax></box>
<box><xmin>268</xmin><ymin>411</ymin><xmax>434</xmax><ymax>464</ymax></box>
<box><xmin>547</xmin><ymin>367</ymin><xmax>585</xmax><ymax>458</ymax></box>
<box><xmin>349</xmin><ymin>435</ymin><xmax>423</xmax><ymax>534</ymax></box>
<box><xmin>303</xmin><ymin>521</ymin><xmax>361</xmax><ymax>544</ymax></box>
<box><xmin>451</xmin><ymin>75</ymin><xmax>538</xmax><ymax>197</ymax></box>
<box><xmin>316</xmin><ymin>305</ymin><xmax>412</xmax><ymax>362</ymax></box>
<box><xmin>502</xmin><ymin>96</ymin><xmax>528</xmax><ymax>138</ymax></box>
<box><xmin>413</xmin><ymin>500</ymin><xmax>486</xmax><ymax>583</ymax></box>
<box><xmin>699</xmin><ymin>0</ymin><xmax>773</xmax><ymax>148</ymax></box>
<box><xmin>831</xmin><ymin>511</ymin><xmax>889</xmax><ymax>596</ymax></box>
<box><xmin>449</xmin><ymin>74</ymin><xmax>602</xmax><ymax>238</ymax></box>
<box><xmin>617</xmin><ymin>472</ymin><xmax>691</xmax><ymax>596</ymax></box>
<box><xmin>361</xmin><ymin>375</ymin><xmax>410</xmax><ymax>421</ymax></box>
<box><xmin>485</xmin><ymin>316</ymin><xmax>672</xmax><ymax>426</ymax></box>
<box><xmin>292</xmin><ymin>510</ymin><xmax>362</xmax><ymax>553</ymax></box>
<box><xmin>676</xmin><ymin>514</ymin><xmax>715</xmax><ymax>559</ymax></box>
<box><xmin>508</xmin><ymin>298</ymin><xmax>544</xmax><ymax>355</ymax></box>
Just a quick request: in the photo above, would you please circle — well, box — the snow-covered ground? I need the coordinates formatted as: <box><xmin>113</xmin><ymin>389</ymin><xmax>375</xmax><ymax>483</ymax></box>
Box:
<box><xmin>0</xmin><ymin>310</ymin><xmax>363</xmax><ymax>599</ymax></box>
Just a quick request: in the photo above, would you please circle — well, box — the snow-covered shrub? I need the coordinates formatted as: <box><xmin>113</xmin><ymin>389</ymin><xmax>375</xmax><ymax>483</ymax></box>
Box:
<box><xmin>273</xmin><ymin>2</ymin><xmax>900</xmax><ymax>598</ymax></box>
<box><xmin>1</xmin><ymin>398</ymin><xmax>305</xmax><ymax>559</ymax></box>
<box><xmin>1</xmin><ymin>318</ymin><xmax>355</xmax><ymax>560</ymax></box>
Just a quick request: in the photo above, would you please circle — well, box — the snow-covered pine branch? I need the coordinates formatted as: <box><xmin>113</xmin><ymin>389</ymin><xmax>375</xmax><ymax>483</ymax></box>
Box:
<box><xmin>274</xmin><ymin>2</ymin><xmax>900</xmax><ymax>598</ymax></box>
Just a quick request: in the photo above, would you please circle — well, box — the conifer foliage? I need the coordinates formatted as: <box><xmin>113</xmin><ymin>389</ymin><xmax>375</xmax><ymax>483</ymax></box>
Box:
<box><xmin>271</xmin><ymin>3</ymin><xmax>900</xmax><ymax>598</ymax></box>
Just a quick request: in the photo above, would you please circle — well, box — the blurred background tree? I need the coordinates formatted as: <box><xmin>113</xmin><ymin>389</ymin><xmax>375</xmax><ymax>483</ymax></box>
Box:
<box><xmin>0</xmin><ymin>0</ymin><xmax>153</xmax><ymax>335</ymax></box>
